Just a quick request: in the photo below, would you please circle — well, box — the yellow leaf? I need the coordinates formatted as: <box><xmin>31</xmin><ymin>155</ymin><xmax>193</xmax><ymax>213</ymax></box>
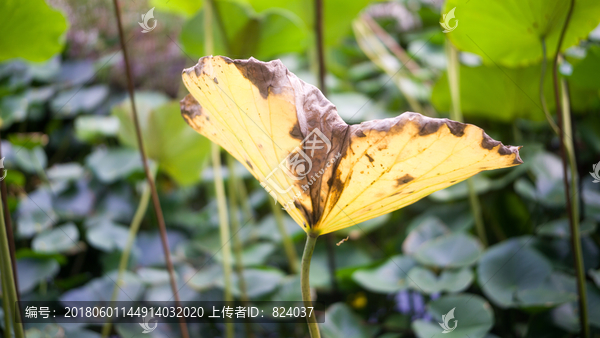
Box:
<box><xmin>180</xmin><ymin>56</ymin><xmax>522</xmax><ymax>235</ymax></box>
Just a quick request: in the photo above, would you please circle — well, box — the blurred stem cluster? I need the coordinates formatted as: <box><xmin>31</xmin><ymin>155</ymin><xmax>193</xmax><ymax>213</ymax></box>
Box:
<box><xmin>0</xmin><ymin>199</ymin><xmax>24</xmax><ymax>338</ymax></box>
<box><xmin>445</xmin><ymin>41</ymin><xmax>487</xmax><ymax>247</ymax></box>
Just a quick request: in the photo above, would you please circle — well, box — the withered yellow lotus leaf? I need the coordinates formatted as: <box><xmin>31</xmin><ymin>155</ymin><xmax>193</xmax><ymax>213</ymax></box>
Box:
<box><xmin>180</xmin><ymin>56</ymin><xmax>522</xmax><ymax>236</ymax></box>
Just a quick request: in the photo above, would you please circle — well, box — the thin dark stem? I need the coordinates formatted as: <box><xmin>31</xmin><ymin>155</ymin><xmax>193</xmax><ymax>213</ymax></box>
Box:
<box><xmin>314</xmin><ymin>0</ymin><xmax>327</xmax><ymax>96</ymax></box>
<box><xmin>314</xmin><ymin>0</ymin><xmax>338</xmax><ymax>295</ymax></box>
<box><xmin>110</xmin><ymin>1</ymin><xmax>189</xmax><ymax>338</ymax></box>
<box><xmin>0</xmin><ymin>131</ymin><xmax>20</xmax><ymax>304</ymax></box>
<box><xmin>551</xmin><ymin>0</ymin><xmax>588</xmax><ymax>337</ymax></box>
<box><xmin>0</xmin><ymin>195</ymin><xmax>23</xmax><ymax>338</ymax></box>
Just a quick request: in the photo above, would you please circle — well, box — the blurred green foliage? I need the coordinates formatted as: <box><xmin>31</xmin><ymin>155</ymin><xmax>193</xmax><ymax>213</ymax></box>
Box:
<box><xmin>0</xmin><ymin>0</ymin><xmax>68</xmax><ymax>62</ymax></box>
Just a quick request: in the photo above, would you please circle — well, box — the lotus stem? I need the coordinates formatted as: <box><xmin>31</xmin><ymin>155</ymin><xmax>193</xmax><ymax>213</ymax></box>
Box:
<box><xmin>560</xmin><ymin>78</ymin><xmax>579</xmax><ymax>226</ymax></box>
<box><xmin>235</xmin><ymin>171</ymin><xmax>254</xmax><ymax>222</ymax></box>
<box><xmin>2</xmin><ymin>263</ymin><xmax>12</xmax><ymax>337</ymax></box>
<box><xmin>551</xmin><ymin>0</ymin><xmax>588</xmax><ymax>336</ymax></box>
<box><xmin>0</xmin><ymin>131</ymin><xmax>19</xmax><ymax>305</ymax></box>
<box><xmin>560</xmin><ymin>69</ymin><xmax>588</xmax><ymax>338</ymax></box>
<box><xmin>270</xmin><ymin>202</ymin><xmax>299</xmax><ymax>274</ymax></box>
<box><xmin>301</xmin><ymin>234</ymin><xmax>321</xmax><ymax>338</ymax></box>
<box><xmin>0</xmin><ymin>197</ymin><xmax>24</xmax><ymax>338</ymax></box>
<box><xmin>539</xmin><ymin>39</ymin><xmax>561</xmax><ymax>135</ymax></box>
<box><xmin>313</xmin><ymin>0</ymin><xmax>339</xmax><ymax>293</ymax></box>
<box><xmin>212</xmin><ymin>143</ymin><xmax>234</xmax><ymax>338</ymax></box>
<box><xmin>446</xmin><ymin>41</ymin><xmax>487</xmax><ymax>246</ymax></box>
<box><xmin>101</xmin><ymin>172</ymin><xmax>153</xmax><ymax>338</ymax></box>
<box><xmin>204</xmin><ymin>1</ymin><xmax>233</xmax><ymax>336</ymax></box>
<box><xmin>226</xmin><ymin>155</ymin><xmax>254</xmax><ymax>338</ymax></box>
<box><xmin>111</xmin><ymin>0</ymin><xmax>189</xmax><ymax>336</ymax></box>
<box><xmin>226</xmin><ymin>155</ymin><xmax>249</xmax><ymax>303</ymax></box>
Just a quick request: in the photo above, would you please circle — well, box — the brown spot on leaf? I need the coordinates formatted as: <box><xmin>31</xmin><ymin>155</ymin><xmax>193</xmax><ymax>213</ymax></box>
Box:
<box><xmin>481</xmin><ymin>132</ymin><xmax>501</xmax><ymax>150</ymax></box>
<box><xmin>365</xmin><ymin>154</ymin><xmax>374</xmax><ymax>163</ymax></box>
<box><xmin>232</xmin><ymin>57</ymin><xmax>288</xmax><ymax>99</ymax></box>
<box><xmin>445</xmin><ymin>120</ymin><xmax>466</xmax><ymax>137</ymax></box>
<box><xmin>418</xmin><ymin>119</ymin><xmax>443</xmax><ymax>136</ymax></box>
<box><xmin>245</xmin><ymin>160</ymin><xmax>253</xmax><ymax>170</ymax></box>
<box><xmin>213</xmin><ymin>77</ymin><xmax>219</xmax><ymax>84</ymax></box>
<box><xmin>481</xmin><ymin>131</ymin><xmax>523</xmax><ymax>163</ymax></box>
<box><xmin>180</xmin><ymin>94</ymin><xmax>203</xmax><ymax>119</ymax></box>
<box><xmin>220</xmin><ymin>56</ymin><xmax>234</xmax><ymax>64</ymax></box>
<box><xmin>498</xmin><ymin>146</ymin><xmax>512</xmax><ymax>156</ymax></box>
<box><xmin>194</xmin><ymin>64</ymin><xmax>203</xmax><ymax>77</ymax></box>
<box><xmin>355</xmin><ymin>129</ymin><xmax>367</xmax><ymax>137</ymax></box>
<box><xmin>396</xmin><ymin>174</ymin><xmax>414</xmax><ymax>186</ymax></box>
<box><xmin>290</xmin><ymin>123</ymin><xmax>303</xmax><ymax>140</ymax></box>
<box><xmin>294</xmin><ymin>200</ymin><xmax>313</xmax><ymax>228</ymax></box>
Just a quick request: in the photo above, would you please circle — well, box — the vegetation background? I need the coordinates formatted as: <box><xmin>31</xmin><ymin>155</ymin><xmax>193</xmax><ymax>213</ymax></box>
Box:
<box><xmin>0</xmin><ymin>0</ymin><xmax>599</xmax><ymax>337</ymax></box>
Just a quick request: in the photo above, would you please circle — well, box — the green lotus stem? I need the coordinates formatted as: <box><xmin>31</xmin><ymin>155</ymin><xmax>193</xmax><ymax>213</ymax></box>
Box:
<box><xmin>204</xmin><ymin>1</ymin><xmax>233</xmax><ymax>336</ymax></box>
<box><xmin>539</xmin><ymin>39</ymin><xmax>561</xmax><ymax>135</ymax></box>
<box><xmin>2</xmin><ymin>263</ymin><xmax>12</xmax><ymax>336</ymax></box>
<box><xmin>0</xmin><ymin>197</ymin><xmax>24</xmax><ymax>338</ymax></box>
<box><xmin>101</xmin><ymin>171</ymin><xmax>153</xmax><ymax>338</ymax></box>
<box><xmin>301</xmin><ymin>234</ymin><xmax>321</xmax><ymax>338</ymax></box>
<box><xmin>235</xmin><ymin>174</ymin><xmax>254</xmax><ymax>222</ymax></box>
<box><xmin>560</xmin><ymin>78</ymin><xmax>579</xmax><ymax>225</ymax></box>
<box><xmin>212</xmin><ymin>143</ymin><xmax>234</xmax><ymax>338</ymax></box>
<box><xmin>226</xmin><ymin>155</ymin><xmax>254</xmax><ymax>338</ymax></box>
<box><xmin>561</xmin><ymin>76</ymin><xmax>588</xmax><ymax>337</ymax></box>
<box><xmin>270</xmin><ymin>201</ymin><xmax>299</xmax><ymax>274</ymax></box>
<box><xmin>446</xmin><ymin>41</ymin><xmax>487</xmax><ymax>246</ymax></box>
<box><xmin>550</xmin><ymin>0</ymin><xmax>587</xmax><ymax>335</ymax></box>
<box><xmin>226</xmin><ymin>155</ymin><xmax>249</xmax><ymax>302</ymax></box>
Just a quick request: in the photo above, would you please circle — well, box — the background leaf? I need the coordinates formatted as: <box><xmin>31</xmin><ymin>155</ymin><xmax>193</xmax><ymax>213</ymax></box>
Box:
<box><xmin>444</xmin><ymin>0</ymin><xmax>600</xmax><ymax>66</ymax></box>
<box><xmin>412</xmin><ymin>293</ymin><xmax>494</xmax><ymax>338</ymax></box>
<box><xmin>0</xmin><ymin>0</ymin><xmax>68</xmax><ymax>62</ymax></box>
<box><xmin>113</xmin><ymin>92</ymin><xmax>211</xmax><ymax>186</ymax></box>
